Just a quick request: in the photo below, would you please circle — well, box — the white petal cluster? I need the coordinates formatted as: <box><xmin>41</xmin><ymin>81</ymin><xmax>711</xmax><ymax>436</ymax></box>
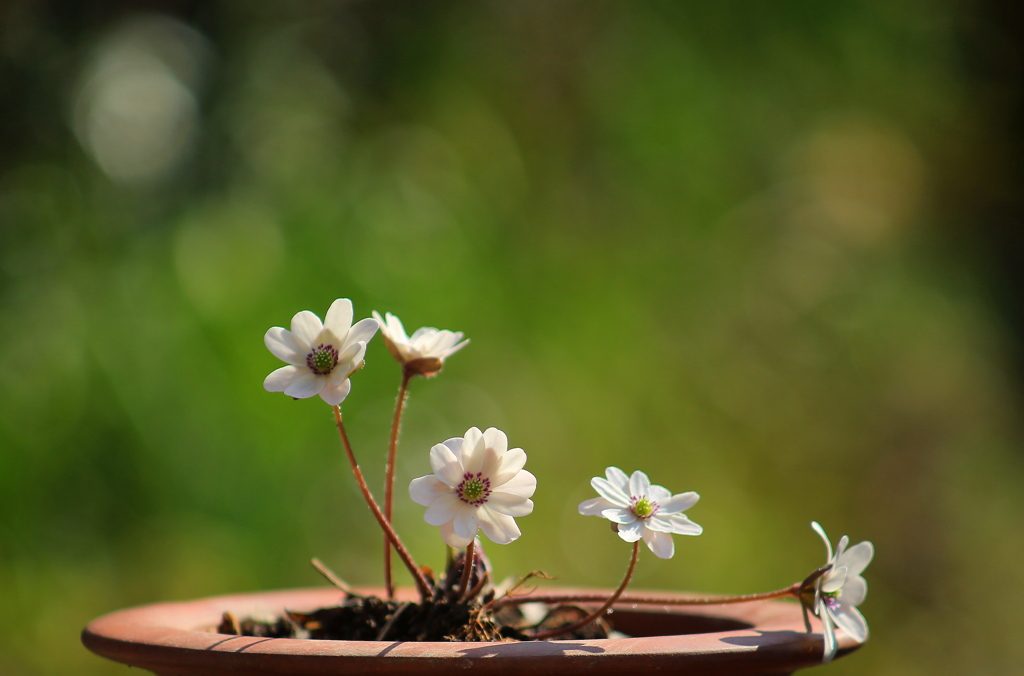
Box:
<box><xmin>372</xmin><ymin>311</ymin><xmax>468</xmax><ymax>374</ymax></box>
<box><xmin>263</xmin><ymin>299</ymin><xmax>379</xmax><ymax>406</ymax></box>
<box><xmin>409</xmin><ymin>427</ymin><xmax>535</xmax><ymax>548</ymax></box>
<box><xmin>578</xmin><ymin>467</ymin><xmax>702</xmax><ymax>559</ymax></box>
<box><xmin>810</xmin><ymin>521</ymin><xmax>874</xmax><ymax>663</ymax></box>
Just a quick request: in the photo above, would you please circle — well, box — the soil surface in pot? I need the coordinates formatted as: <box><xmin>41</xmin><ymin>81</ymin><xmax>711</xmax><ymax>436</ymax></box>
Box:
<box><xmin>218</xmin><ymin>551</ymin><xmax>624</xmax><ymax>642</ymax></box>
<box><xmin>217</xmin><ymin>594</ymin><xmax>613</xmax><ymax>642</ymax></box>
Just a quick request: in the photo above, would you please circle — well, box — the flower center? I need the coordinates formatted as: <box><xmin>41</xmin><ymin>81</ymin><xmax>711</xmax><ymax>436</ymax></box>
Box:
<box><xmin>306</xmin><ymin>344</ymin><xmax>339</xmax><ymax>375</ymax></box>
<box><xmin>456</xmin><ymin>472</ymin><xmax>491</xmax><ymax>506</ymax></box>
<box><xmin>630</xmin><ymin>496</ymin><xmax>659</xmax><ymax>518</ymax></box>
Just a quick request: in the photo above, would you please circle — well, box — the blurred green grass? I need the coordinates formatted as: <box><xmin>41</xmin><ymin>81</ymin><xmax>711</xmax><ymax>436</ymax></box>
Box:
<box><xmin>2</xmin><ymin>2</ymin><xmax>1023</xmax><ymax>674</ymax></box>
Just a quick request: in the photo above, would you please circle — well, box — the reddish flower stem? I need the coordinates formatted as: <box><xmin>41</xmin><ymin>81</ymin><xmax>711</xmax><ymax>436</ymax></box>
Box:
<box><xmin>458</xmin><ymin>539</ymin><xmax>475</xmax><ymax>601</ymax></box>
<box><xmin>332</xmin><ymin>405</ymin><xmax>432</xmax><ymax>601</ymax></box>
<box><xmin>498</xmin><ymin>583</ymin><xmax>800</xmax><ymax>611</ymax></box>
<box><xmin>530</xmin><ymin>541</ymin><xmax>640</xmax><ymax>640</ymax></box>
<box><xmin>383</xmin><ymin>370</ymin><xmax>412</xmax><ymax>599</ymax></box>
<box><xmin>496</xmin><ymin>564</ymin><xmax>829</xmax><ymax>614</ymax></box>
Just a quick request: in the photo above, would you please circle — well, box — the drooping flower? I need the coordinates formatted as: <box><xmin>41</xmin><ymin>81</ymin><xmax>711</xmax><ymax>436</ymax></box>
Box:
<box><xmin>409</xmin><ymin>427</ymin><xmax>535</xmax><ymax>548</ymax></box>
<box><xmin>806</xmin><ymin>521</ymin><xmax>874</xmax><ymax>663</ymax></box>
<box><xmin>578</xmin><ymin>467</ymin><xmax>702</xmax><ymax>559</ymax></box>
<box><xmin>263</xmin><ymin>298</ymin><xmax>379</xmax><ymax>406</ymax></box>
<box><xmin>372</xmin><ymin>311</ymin><xmax>468</xmax><ymax>377</ymax></box>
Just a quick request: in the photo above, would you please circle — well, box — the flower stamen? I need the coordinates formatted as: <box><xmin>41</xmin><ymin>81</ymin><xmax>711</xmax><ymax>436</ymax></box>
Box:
<box><xmin>307</xmin><ymin>344</ymin><xmax>340</xmax><ymax>375</ymax></box>
<box><xmin>456</xmin><ymin>472</ymin><xmax>492</xmax><ymax>506</ymax></box>
<box><xmin>630</xmin><ymin>496</ymin><xmax>659</xmax><ymax>519</ymax></box>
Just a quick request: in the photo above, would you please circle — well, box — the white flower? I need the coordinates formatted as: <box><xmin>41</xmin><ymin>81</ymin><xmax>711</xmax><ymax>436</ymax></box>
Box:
<box><xmin>578</xmin><ymin>467</ymin><xmax>702</xmax><ymax>559</ymax></box>
<box><xmin>263</xmin><ymin>298</ymin><xmax>379</xmax><ymax>406</ymax></box>
<box><xmin>409</xmin><ymin>427</ymin><xmax>535</xmax><ymax>548</ymax></box>
<box><xmin>372</xmin><ymin>311</ymin><xmax>468</xmax><ymax>377</ymax></box>
<box><xmin>809</xmin><ymin>521</ymin><xmax>874</xmax><ymax>663</ymax></box>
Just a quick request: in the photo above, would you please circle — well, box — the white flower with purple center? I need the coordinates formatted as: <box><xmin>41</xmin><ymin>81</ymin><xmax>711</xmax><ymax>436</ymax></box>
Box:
<box><xmin>578</xmin><ymin>467</ymin><xmax>702</xmax><ymax>559</ymax></box>
<box><xmin>372</xmin><ymin>311</ymin><xmax>468</xmax><ymax>377</ymax></box>
<box><xmin>409</xmin><ymin>427</ymin><xmax>536</xmax><ymax>548</ymax></box>
<box><xmin>263</xmin><ymin>298</ymin><xmax>379</xmax><ymax>406</ymax></box>
<box><xmin>809</xmin><ymin>521</ymin><xmax>874</xmax><ymax>663</ymax></box>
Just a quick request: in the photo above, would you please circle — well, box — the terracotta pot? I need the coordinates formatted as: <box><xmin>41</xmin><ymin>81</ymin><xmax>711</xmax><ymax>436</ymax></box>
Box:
<box><xmin>82</xmin><ymin>586</ymin><xmax>859</xmax><ymax>675</ymax></box>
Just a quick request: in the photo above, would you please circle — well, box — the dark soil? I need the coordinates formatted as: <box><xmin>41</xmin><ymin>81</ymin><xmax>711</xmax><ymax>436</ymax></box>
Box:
<box><xmin>216</xmin><ymin>547</ymin><xmax>613</xmax><ymax>642</ymax></box>
<box><xmin>216</xmin><ymin>595</ymin><xmax>611</xmax><ymax>642</ymax></box>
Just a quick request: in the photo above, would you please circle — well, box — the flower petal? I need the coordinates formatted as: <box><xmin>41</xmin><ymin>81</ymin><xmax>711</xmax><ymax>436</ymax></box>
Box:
<box><xmin>482</xmin><ymin>427</ymin><xmax>508</xmax><ymax>455</ymax></box>
<box><xmin>616</xmin><ymin>519</ymin><xmax>644</xmax><ymax>543</ymax></box>
<box><xmin>264</xmin><ymin>327</ymin><xmax>304</xmax><ymax>364</ymax></box>
<box><xmin>335</xmin><ymin>337</ymin><xmax>363</xmax><ymax>366</ymax></box>
<box><xmin>578</xmin><ymin>497</ymin><xmax>615</xmax><ymax>516</ymax></box>
<box><xmin>441</xmin><ymin>437</ymin><xmax>464</xmax><ymax>464</ymax></box>
<box><xmin>440</xmin><ymin>520</ymin><xmax>474</xmax><ymax>548</ymax></box>
<box><xmin>648</xmin><ymin>484</ymin><xmax>672</xmax><ymax>502</ymax></box>
<box><xmin>418</xmin><ymin>330</ymin><xmax>451</xmax><ymax>357</ymax></box>
<box><xmin>841</xmin><ymin>574</ymin><xmax>867</xmax><ymax>606</ymax></box>
<box><xmin>629</xmin><ymin>470</ymin><xmax>651</xmax><ymax>498</ymax></box>
<box><xmin>290</xmin><ymin>310</ymin><xmax>323</xmax><ymax>350</ymax></box>
<box><xmin>591</xmin><ymin>477</ymin><xmax>631</xmax><ymax>507</ymax></box>
<box><xmin>453</xmin><ymin>506</ymin><xmax>479</xmax><ymax>539</ymax></box>
<box><xmin>410</xmin><ymin>326</ymin><xmax>436</xmax><ymax>342</ymax></box>
<box><xmin>491</xmin><ymin>448</ymin><xmax>526</xmax><ymax>486</ymax></box>
<box><xmin>822</xmin><ymin>566</ymin><xmax>848</xmax><ymax>593</ymax></box>
<box><xmin>837</xmin><ymin>541</ymin><xmax>874</xmax><ymax>577</ymax></box>
<box><xmin>424</xmin><ymin>493</ymin><xmax>463</xmax><ymax>526</ymax></box>
<box><xmin>324</xmin><ymin>299</ymin><xmax>353</xmax><ymax>337</ymax></box>
<box><xmin>811</xmin><ymin>521</ymin><xmax>833</xmax><ymax>563</ymax></box>
<box><xmin>382</xmin><ymin>312</ymin><xmax>409</xmax><ymax>342</ymax></box>
<box><xmin>487</xmin><ymin>491</ymin><xmax>534</xmax><ymax>517</ymax></box>
<box><xmin>497</xmin><ymin>470</ymin><xmax>536</xmax><ymax>499</ymax></box>
<box><xmin>477</xmin><ymin>444</ymin><xmax>503</xmax><ymax>481</ymax></box>
<box><xmin>440</xmin><ymin>337</ymin><xmax>469</xmax><ymax>359</ymax></box>
<box><xmin>345</xmin><ymin>317</ymin><xmax>379</xmax><ymax>349</ymax></box>
<box><xmin>461</xmin><ymin>427</ymin><xmax>485</xmax><ymax>474</ymax></box>
<box><xmin>647</xmin><ymin>513</ymin><xmax>703</xmax><ymax>536</ymax></box>
<box><xmin>477</xmin><ymin>507</ymin><xmax>521</xmax><ymax>545</ymax></box>
<box><xmin>658</xmin><ymin>491</ymin><xmax>700</xmax><ymax>514</ymax></box>
<box><xmin>643</xmin><ymin>528</ymin><xmax>675</xmax><ymax>559</ymax></box>
<box><xmin>409</xmin><ymin>475</ymin><xmax>452</xmax><ymax>507</ymax></box>
<box><xmin>820</xmin><ymin>605</ymin><xmax>838</xmax><ymax>664</ymax></box>
<box><xmin>263</xmin><ymin>365</ymin><xmax>302</xmax><ymax>392</ymax></box>
<box><xmin>834</xmin><ymin>535</ymin><xmax>849</xmax><ymax>564</ymax></box>
<box><xmin>600</xmin><ymin>507</ymin><xmax>637</xmax><ymax>525</ymax></box>
<box><xmin>284</xmin><ymin>371</ymin><xmax>325</xmax><ymax>399</ymax></box>
<box><xmin>832</xmin><ymin>604</ymin><xmax>869</xmax><ymax>643</ymax></box>
<box><xmin>318</xmin><ymin>377</ymin><xmax>352</xmax><ymax>406</ymax></box>
<box><xmin>429</xmin><ymin>443</ymin><xmax>465</xmax><ymax>487</ymax></box>
<box><xmin>432</xmin><ymin>332</ymin><xmax>460</xmax><ymax>352</ymax></box>
<box><xmin>605</xmin><ymin>467</ymin><xmax>630</xmax><ymax>491</ymax></box>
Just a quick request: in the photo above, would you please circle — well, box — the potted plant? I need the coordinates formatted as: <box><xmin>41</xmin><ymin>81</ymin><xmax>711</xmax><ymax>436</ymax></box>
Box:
<box><xmin>82</xmin><ymin>298</ymin><xmax>874</xmax><ymax>675</ymax></box>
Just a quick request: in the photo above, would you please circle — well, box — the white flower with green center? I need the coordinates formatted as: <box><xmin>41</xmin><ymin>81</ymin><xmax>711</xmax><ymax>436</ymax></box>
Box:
<box><xmin>808</xmin><ymin>521</ymin><xmax>874</xmax><ymax>663</ymax></box>
<box><xmin>578</xmin><ymin>467</ymin><xmax>702</xmax><ymax>559</ymax></box>
<box><xmin>263</xmin><ymin>298</ymin><xmax>379</xmax><ymax>406</ymax></box>
<box><xmin>372</xmin><ymin>311</ymin><xmax>468</xmax><ymax>377</ymax></box>
<box><xmin>409</xmin><ymin>427</ymin><xmax>536</xmax><ymax>548</ymax></box>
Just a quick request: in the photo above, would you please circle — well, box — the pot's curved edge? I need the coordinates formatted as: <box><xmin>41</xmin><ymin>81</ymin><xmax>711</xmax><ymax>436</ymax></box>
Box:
<box><xmin>82</xmin><ymin>586</ymin><xmax>861</xmax><ymax>676</ymax></box>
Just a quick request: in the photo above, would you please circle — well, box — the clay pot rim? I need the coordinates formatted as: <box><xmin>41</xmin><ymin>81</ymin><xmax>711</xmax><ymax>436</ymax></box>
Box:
<box><xmin>83</xmin><ymin>585</ymin><xmax>859</xmax><ymax>675</ymax></box>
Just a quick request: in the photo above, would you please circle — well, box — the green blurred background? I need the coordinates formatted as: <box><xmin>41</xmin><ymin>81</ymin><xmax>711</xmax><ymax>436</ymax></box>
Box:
<box><xmin>3</xmin><ymin>1</ymin><xmax>1024</xmax><ymax>674</ymax></box>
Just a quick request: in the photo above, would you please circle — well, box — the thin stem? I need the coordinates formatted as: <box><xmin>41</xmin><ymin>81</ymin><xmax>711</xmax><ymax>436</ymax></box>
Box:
<box><xmin>383</xmin><ymin>371</ymin><xmax>412</xmax><ymax>600</ymax></box>
<box><xmin>332</xmin><ymin>405</ymin><xmax>432</xmax><ymax>601</ymax></box>
<box><xmin>465</xmin><ymin>570</ymin><xmax>489</xmax><ymax>603</ymax></box>
<box><xmin>498</xmin><ymin>583</ymin><xmax>800</xmax><ymax>610</ymax></box>
<box><xmin>310</xmin><ymin>557</ymin><xmax>360</xmax><ymax>596</ymax></box>
<box><xmin>498</xmin><ymin>564</ymin><xmax>832</xmax><ymax>611</ymax></box>
<box><xmin>458</xmin><ymin>540</ymin><xmax>476</xmax><ymax>601</ymax></box>
<box><xmin>531</xmin><ymin>541</ymin><xmax>641</xmax><ymax>640</ymax></box>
